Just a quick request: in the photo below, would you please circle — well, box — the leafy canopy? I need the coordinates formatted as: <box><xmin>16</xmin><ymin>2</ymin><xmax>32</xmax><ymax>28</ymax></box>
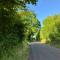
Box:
<box><xmin>41</xmin><ymin>14</ymin><xmax>60</xmax><ymax>44</ymax></box>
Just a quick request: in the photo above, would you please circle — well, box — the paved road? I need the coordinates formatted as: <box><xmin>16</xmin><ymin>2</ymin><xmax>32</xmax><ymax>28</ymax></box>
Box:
<box><xmin>29</xmin><ymin>42</ymin><xmax>60</xmax><ymax>60</ymax></box>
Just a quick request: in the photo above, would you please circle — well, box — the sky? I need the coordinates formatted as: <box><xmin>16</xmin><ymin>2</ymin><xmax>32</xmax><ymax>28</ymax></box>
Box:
<box><xmin>28</xmin><ymin>0</ymin><xmax>60</xmax><ymax>25</ymax></box>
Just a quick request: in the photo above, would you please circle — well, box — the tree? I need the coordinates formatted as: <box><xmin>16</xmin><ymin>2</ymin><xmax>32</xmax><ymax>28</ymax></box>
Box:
<box><xmin>0</xmin><ymin>0</ymin><xmax>38</xmax><ymax>43</ymax></box>
<box><xmin>41</xmin><ymin>14</ymin><xmax>60</xmax><ymax>44</ymax></box>
<box><xmin>18</xmin><ymin>11</ymin><xmax>41</xmax><ymax>42</ymax></box>
<box><xmin>0</xmin><ymin>0</ymin><xmax>39</xmax><ymax>58</ymax></box>
<box><xmin>0</xmin><ymin>0</ymin><xmax>38</xmax><ymax>53</ymax></box>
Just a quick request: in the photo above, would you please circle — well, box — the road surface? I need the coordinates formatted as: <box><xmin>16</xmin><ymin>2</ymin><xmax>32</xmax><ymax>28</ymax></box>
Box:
<box><xmin>29</xmin><ymin>42</ymin><xmax>60</xmax><ymax>60</ymax></box>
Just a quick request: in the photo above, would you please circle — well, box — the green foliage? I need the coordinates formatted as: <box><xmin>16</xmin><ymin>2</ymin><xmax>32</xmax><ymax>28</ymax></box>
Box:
<box><xmin>0</xmin><ymin>0</ymin><xmax>39</xmax><ymax>59</ymax></box>
<box><xmin>18</xmin><ymin>11</ymin><xmax>41</xmax><ymax>41</ymax></box>
<box><xmin>36</xmin><ymin>30</ymin><xmax>40</xmax><ymax>41</ymax></box>
<box><xmin>0</xmin><ymin>0</ymin><xmax>38</xmax><ymax>8</ymax></box>
<box><xmin>0</xmin><ymin>43</ymin><xmax>29</xmax><ymax>60</ymax></box>
<box><xmin>0</xmin><ymin>0</ymin><xmax>38</xmax><ymax>45</ymax></box>
<box><xmin>41</xmin><ymin>14</ymin><xmax>60</xmax><ymax>45</ymax></box>
<box><xmin>0</xmin><ymin>0</ymin><xmax>38</xmax><ymax>36</ymax></box>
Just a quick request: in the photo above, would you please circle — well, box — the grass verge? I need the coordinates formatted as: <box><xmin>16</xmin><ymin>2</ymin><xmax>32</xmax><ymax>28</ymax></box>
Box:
<box><xmin>0</xmin><ymin>40</ymin><xmax>29</xmax><ymax>60</ymax></box>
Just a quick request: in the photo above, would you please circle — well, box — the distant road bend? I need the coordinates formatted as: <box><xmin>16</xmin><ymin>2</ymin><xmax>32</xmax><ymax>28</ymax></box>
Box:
<box><xmin>29</xmin><ymin>42</ymin><xmax>60</xmax><ymax>60</ymax></box>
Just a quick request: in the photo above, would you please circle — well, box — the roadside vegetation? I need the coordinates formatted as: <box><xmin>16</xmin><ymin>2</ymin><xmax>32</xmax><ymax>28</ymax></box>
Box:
<box><xmin>0</xmin><ymin>0</ymin><xmax>41</xmax><ymax>60</ymax></box>
<box><xmin>0</xmin><ymin>41</ymin><xmax>29</xmax><ymax>60</ymax></box>
<box><xmin>40</xmin><ymin>14</ymin><xmax>60</xmax><ymax>48</ymax></box>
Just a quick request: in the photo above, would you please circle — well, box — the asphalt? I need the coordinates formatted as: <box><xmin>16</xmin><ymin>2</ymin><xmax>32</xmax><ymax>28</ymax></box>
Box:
<box><xmin>29</xmin><ymin>42</ymin><xmax>60</xmax><ymax>60</ymax></box>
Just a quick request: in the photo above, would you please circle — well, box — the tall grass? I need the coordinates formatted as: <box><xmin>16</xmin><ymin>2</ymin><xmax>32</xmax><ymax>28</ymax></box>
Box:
<box><xmin>0</xmin><ymin>40</ymin><xmax>29</xmax><ymax>60</ymax></box>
